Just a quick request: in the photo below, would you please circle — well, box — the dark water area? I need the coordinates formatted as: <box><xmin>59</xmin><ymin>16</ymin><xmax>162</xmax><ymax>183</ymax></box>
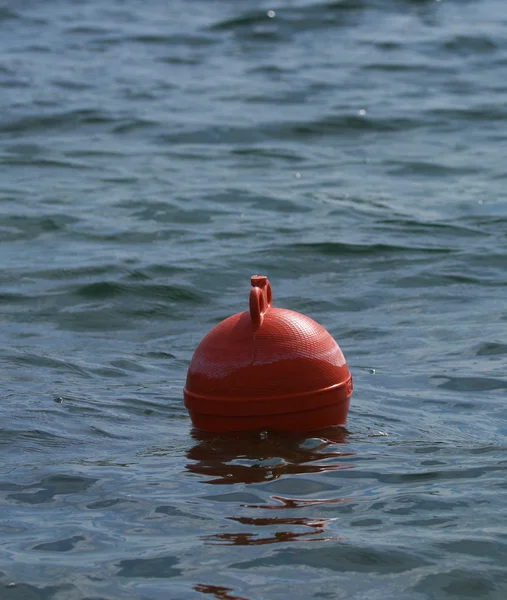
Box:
<box><xmin>2</xmin><ymin>0</ymin><xmax>507</xmax><ymax>597</ymax></box>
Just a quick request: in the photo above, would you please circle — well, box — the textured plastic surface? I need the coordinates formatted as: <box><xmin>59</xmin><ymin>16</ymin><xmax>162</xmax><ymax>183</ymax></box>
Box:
<box><xmin>184</xmin><ymin>275</ymin><xmax>353</xmax><ymax>432</ymax></box>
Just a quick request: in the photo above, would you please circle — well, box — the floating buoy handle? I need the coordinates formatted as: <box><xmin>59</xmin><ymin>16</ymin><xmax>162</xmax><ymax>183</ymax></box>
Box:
<box><xmin>249</xmin><ymin>275</ymin><xmax>272</xmax><ymax>329</ymax></box>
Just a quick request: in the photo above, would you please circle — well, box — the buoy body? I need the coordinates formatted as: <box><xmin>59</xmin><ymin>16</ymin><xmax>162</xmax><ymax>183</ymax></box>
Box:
<box><xmin>184</xmin><ymin>276</ymin><xmax>353</xmax><ymax>432</ymax></box>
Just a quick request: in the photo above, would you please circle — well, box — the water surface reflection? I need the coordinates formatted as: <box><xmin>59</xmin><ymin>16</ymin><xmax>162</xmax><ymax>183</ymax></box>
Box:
<box><xmin>186</xmin><ymin>429</ymin><xmax>355</xmax><ymax>548</ymax></box>
<box><xmin>203</xmin><ymin>515</ymin><xmax>343</xmax><ymax>545</ymax></box>
<box><xmin>186</xmin><ymin>428</ymin><xmax>354</xmax><ymax>485</ymax></box>
<box><xmin>194</xmin><ymin>583</ymin><xmax>251</xmax><ymax>600</ymax></box>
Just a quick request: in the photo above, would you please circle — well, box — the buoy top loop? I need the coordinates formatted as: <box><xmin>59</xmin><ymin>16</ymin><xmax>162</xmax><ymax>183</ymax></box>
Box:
<box><xmin>249</xmin><ymin>275</ymin><xmax>272</xmax><ymax>329</ymax></box>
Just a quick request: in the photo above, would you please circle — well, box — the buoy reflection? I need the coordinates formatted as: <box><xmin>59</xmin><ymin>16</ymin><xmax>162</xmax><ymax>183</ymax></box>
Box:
<box><xmin>194</xmin><ymin>583</ymin><xmax>250</xmax><ymax>600</ymax></box>
<box><xmin>203</xmin><ymin>515</ymin><xmax>343</xmax><ymax>545</ymax></box>
<box><xmin>186</xmin><ymin>428</ymin><xmax>354</xmax><ymax>485</ymax></box>
<box><xmin>187</xmin><ymin>429</ymin><xmax>355</xmax><ymax>546</ymax></box>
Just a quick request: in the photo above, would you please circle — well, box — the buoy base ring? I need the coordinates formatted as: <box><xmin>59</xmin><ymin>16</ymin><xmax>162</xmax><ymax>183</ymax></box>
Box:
<box><xmin>185</xmin><ymin>384</ymin><xmax>351</xmax><ymax>433</ymax></box>
<box><xmin>188</xmin><ymin>397</ymin><xmax>350</xmax><ymax>433</ymax></box>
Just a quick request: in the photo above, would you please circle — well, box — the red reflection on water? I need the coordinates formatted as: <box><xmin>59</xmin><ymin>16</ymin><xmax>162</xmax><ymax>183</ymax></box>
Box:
<box><xmin>186</xmin><ymin>428</ymin><xmax>354</xmax><ymax>485</ymax></box>
<box><xmin>203</xmin><ymin>515</ymin><xmax>343</xmax><ymax>545</ymax></box>
<box><xmin>194</xmin><ymin>583</ymin><xmax>250</xmax><ymax>600</ymax></box>
<box><xmin>188</xmin><ymin>430</ymin><xmax>354</xmax><ymax>547</ymax></box>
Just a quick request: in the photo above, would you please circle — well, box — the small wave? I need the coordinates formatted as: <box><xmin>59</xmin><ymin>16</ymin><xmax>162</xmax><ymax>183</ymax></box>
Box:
<box><xmin>1</xmin><ymin>109</ymin><xmax>117</xmax><ymax>134</ymax></box>
<box><xmin>441</xmin><ymin>34</ymin><xmax>499</xmax><ymax>55</ymax></box>
<box><xmin>292</xmin><ymin>241</ymin><xmax>452</xmax><ymax>256</ymax></box>
<box><xmin>65</xmin><ymin>25</ymin><xmax>114</xmax><ymax>35</ymax></box>
<box><xmin>210</xmin><ymin>1</ymin><xmax>366</xmax><ymax>35</ymax></box>
<box><xmin>0</xmin><ymin>7</ymin><xmax>19</xmax><ymax>21</ymax></box>
<box><xmin>476</xmin><ymin>342</ymin><xmax>507</xmax><ymax>357</ymax></box>
<box><xmin>32</xmin><ymin>535</ymin><xmax>85</xmax><ymax>553</ymax></box>
<box><xmin>2</xmin><ymin>156</ymin><xmax>94</xmax><ymax>169</ymax></box>
<box><xmin>129</xmin><ymin>33</ymin><xmax>217</xmax><ymax>46</ymax></box>
<box><xmin>428</xmin><ymin>106</ymin><xmax>507</xmax><ymax>122</ymax></box>
<box><xmin>431</xmin><ymin>375</ymin><xmax>507</xmax><ymax>392</ymax></box>
<box><xmin>73</xmin><ymin>281</ymin><xmax>206</xmax><ymax>304</ymax></box>
<box><xmin>378</xmin><ymin>218</ymin><xmax>485</xmax><ymax>237</ymax></box>
<box><xmin>209</xmin><ymin>11</ymin><xmax>279</xmax><ymax>32</ymax></box>
<box><xmin>111</xmin><ymin>118</ymin><xmax>159</xmax><ymax>134</ymax></box>
<box><xmin>6</xmin><ymin>474</ymin><xmax>97</xmax><ymax>505</ymax></box>
<box><xmin>157</xmin><ymin>112</ymin><xmax>423</xmax><ymax>146</ymax></box>
<box><xmin>364</xmin><ymin>62</ymin><xmax>456</xmax><ymax>74</ymax></box>
<box><xmin>6</xmin><ymin>352</ymin><xmax>92</xmax><ymax>378</ymax></box>
<box><xmin>385</xmin><ymin>159</ymin><xmax>481</xmax><ymax>177</ymax></box>
<box><xmin>117</xmin><ymin>555</ymin><xmax>182</xmax><ymax>578</ymax></box>
<box><xmin>230</xmin><ymin>543</ymin><xmax>428</xmax><ymax>573</ymax></box>
<box><xmin>0</xmin><ymin>214</ymin><xmax>79</xmax><ymax>241</ymax></box>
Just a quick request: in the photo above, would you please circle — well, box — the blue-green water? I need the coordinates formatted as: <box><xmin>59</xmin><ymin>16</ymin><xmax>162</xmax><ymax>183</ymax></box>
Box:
<box><xmin>2</xmin><ymin>0</ymin><xmax>507</xmax><ymax>598</ymax></box>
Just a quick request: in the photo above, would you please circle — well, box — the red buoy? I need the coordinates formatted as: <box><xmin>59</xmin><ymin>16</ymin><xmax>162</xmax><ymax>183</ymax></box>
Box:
<box><xmin>184</xmin><ymin>276</ymin><xmax>353</xmax><ymax>433</ymax></box>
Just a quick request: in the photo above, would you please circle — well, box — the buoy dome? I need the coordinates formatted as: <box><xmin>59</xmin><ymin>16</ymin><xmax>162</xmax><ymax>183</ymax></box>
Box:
<box><xmin>184</xmin><ymin>276</ymin><xmax>353</xmax><ymax>432</ymax></box>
